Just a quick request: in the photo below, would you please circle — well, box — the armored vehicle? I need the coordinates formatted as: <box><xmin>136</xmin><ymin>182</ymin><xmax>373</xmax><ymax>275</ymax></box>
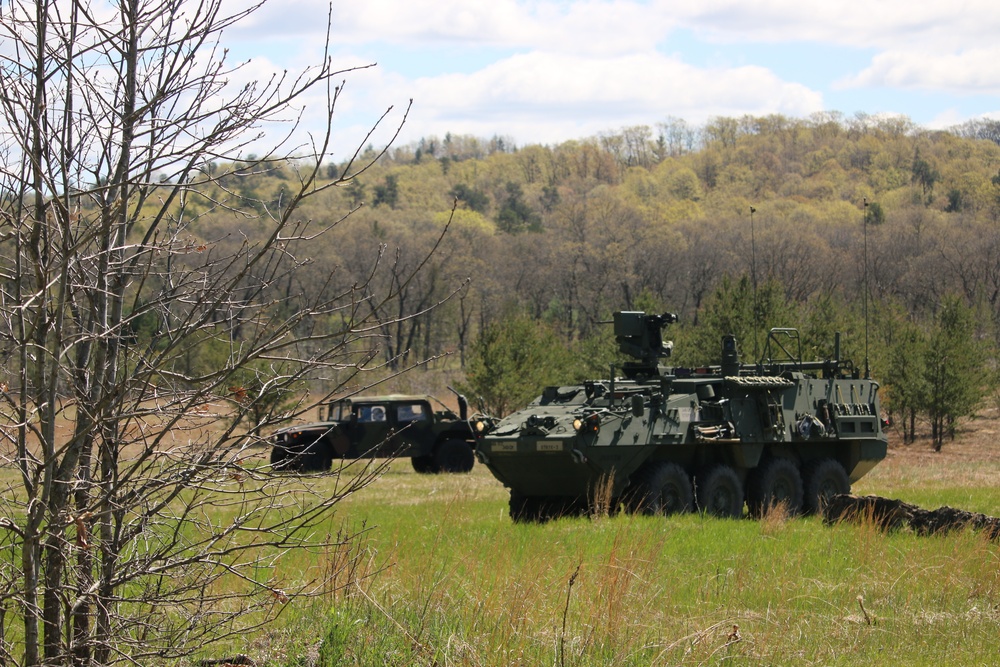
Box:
<box><xmin>271</xmin><ymin>392</ymin><xmax>478</xmax><ymax>473</ymax></box>
<box><xmin>477</xmin><ymin>311</ymin><xmax>888</xmax><ymax>521</ymax></box>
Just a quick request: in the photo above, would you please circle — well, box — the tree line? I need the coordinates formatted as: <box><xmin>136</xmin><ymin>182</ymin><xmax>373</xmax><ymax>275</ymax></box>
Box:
<box><xmin>167</xmin><ymin>112</ymin><xmax>1000</xmax><ymax>447</ymax></box>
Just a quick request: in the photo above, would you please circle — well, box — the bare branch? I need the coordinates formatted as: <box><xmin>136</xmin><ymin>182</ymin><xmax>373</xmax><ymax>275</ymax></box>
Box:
<box><xmin>0</xmin><ymin>1</ymin><xmax>448</xmax><ymax>665</ymax></box>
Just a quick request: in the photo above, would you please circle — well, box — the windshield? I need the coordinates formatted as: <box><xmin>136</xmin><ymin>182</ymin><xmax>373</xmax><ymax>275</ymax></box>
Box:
<box><xmin>325</xmin><ymin>401</ymin><xmax>350</xmax><ymax>421</ymax></box>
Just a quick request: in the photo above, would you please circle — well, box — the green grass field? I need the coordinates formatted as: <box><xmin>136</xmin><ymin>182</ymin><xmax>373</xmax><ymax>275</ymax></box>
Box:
<box><xmin>244</xmin><ymin>415</ymin><xmax>1000</xmax><ymax>667</ymax></box>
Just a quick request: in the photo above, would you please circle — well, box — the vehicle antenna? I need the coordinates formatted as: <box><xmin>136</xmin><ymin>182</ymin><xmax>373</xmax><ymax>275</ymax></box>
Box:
<box><xmin>863</xmin><ymin>198</ymin><xmax>871</xmax><ymax>379</ymax></box>
<box><xmin>750</xmin><ymin>205</ymin><xmax>759</xmax><ymax>363</ymax></box>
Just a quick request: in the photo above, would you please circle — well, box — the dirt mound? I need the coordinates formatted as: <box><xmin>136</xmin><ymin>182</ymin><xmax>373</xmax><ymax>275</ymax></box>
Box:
<box><xmin>823</xmin><ymin>494</ymin><xmax>1000</xmax><ymax>540</ymax></box>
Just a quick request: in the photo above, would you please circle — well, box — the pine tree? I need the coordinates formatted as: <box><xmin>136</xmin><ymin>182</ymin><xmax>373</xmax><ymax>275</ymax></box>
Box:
<box><xmin>460</xmin><ymin>313</ymin><xmax>573</xmax><ymax>416</ymax></box>
<box><xmin>882</xmin><ymin>309</ymin><xmax>928</xmax><ymax>443</ymax></box>
<box><xmin>923</xmin><ymin>296</ymin><xmax>985</xmax><ymax>450</ymax></box>
<box><xmin>678</xmin><ymin>276</ymin><xmax>796</xmax><ymax>367</ymax></box>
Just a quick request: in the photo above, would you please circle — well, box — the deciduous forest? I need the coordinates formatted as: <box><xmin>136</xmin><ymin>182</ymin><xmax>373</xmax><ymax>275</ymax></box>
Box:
<box><xmin>177</xmin><ymin>113</ymin><xmax>1000</xmax><ymax>445</ymax></box>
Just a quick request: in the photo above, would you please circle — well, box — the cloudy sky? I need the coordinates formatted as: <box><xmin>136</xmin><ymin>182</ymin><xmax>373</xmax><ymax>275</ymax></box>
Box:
<box><xmin>225</xmin><ymin>0</ymin><xmax>1000</xmax><ymax>151</ymax></box>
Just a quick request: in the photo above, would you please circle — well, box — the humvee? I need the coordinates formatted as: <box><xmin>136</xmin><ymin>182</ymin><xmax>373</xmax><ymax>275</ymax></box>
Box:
<box><xmin>270</xmin><ymin>392</ymin><xmax>478</xmax><ymax>473</ymax></box>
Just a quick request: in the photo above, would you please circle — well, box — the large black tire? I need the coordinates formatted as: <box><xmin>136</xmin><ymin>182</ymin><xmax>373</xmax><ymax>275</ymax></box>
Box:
<box><xmin>631</xmin><ymin>462</ymin><xmax>694</xmax><ymax>515</ymax></box>
<box><xmin>298</xmin><ymin>439</ymin><xmax>333</xmax><ymax>472</ymax></box>
<box><xmin>509</xmin><ymin>492</ymin><xmax>578</xmax><ymax>522</ymax></box>
<box><xmin>510</xmin><ymin>492</ymin><xmax>543</xmax><ymax>523</ymax></box>
<box><xmin>747</xmin><ymin>458</ymin><xmax>804</xmax><ymax>517</ymax></box>
<box><xmin>434</xmin><ymin>439</ymin><xmax>475</xmax><ymax>473</ymax></box>
<box><xmin>271</xmin><ymin>445</ymin><xmax>316</xmax><ymax>472</ymax></box>
<box><xmin>695</xmin><ymin>465</ymin><xmax>744</xmax><ymax>518</ymax></box>
<box><xmin>411</xmin><ymin>454</ymin><xmax>438</xmax><ymax>474</ymax></box>
<box><xmin>270</xmin><ymin>446</ymin><xmax>291</xmax><ymax>470</ymax></box>
<box><xmin>802</xmin><ymin>458</ymin><xmax>850</xmax><ymax>515</ymax></box>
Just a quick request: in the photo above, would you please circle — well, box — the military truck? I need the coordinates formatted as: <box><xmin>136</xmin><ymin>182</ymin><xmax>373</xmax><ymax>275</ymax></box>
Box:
<box><xmin>476</xmin><ymin>311</ymin><xmax>888</xmax><ymax>521</ymax></box>
<box><xmin>271</xmin><ymin>392</ymin><xmax>478</xmax><ymax>473</ymax></box>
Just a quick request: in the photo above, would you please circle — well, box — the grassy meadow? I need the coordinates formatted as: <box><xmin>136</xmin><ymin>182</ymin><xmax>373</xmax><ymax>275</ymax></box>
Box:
<box><xmin>238</xmin><ymin>412</ymin><xmax>1000</xmax><ymax>667</ymax></box>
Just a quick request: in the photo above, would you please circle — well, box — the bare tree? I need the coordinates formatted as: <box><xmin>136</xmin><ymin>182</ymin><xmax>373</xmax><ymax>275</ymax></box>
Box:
<box><xmin>0</xmin><ymin>1</ymin><xmax>444</xmax><ymax>665</ymax></box>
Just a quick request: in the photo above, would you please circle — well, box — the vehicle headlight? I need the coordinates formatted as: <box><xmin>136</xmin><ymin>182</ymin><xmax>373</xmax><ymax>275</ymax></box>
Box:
<box><xmin>574</xmin><ymin>414</ymin><xmax>600</xmax><ymax>434</ymax></box>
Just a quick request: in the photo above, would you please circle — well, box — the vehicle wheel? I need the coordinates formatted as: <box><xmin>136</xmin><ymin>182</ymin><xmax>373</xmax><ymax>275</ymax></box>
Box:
<box><xmin>411</xmin><ymin>455</ymin><xmax>438</xmax><ymax>474</ymax></box>
<box><xmin>434</xmin><ymin>439</ymin><xmax>475</xmax><ymax>473</ymax></box>
<box><xmin>270</xmin><ymin>446</ymin><xmax>291</xmax><ymax>470</ymax></box>
<box><xmin>632</xmin><ymin>462</ymin><xmax>693</xmax><ymax>515</ymax></box>
<box><xmin>747</xmin><ymin>458</ymin><xmax>804</xmax><ymax>517</ymax></box>
<box><xmin>802</xmin><ymin>458</ymin><xmax>850</xmax><ymax>515</ymax></box>
<box><xmin>510</xmin><ymin>492</ymin><xmax>543</xmax><ymax>522</ymax></box>
<box><xmin>510</xmin><ymin>493</ymin><xmax>577</xmax><ymax>522</ymax></box>
<box><xmin>695</xmin><ymin>465</ymin><xmax>744</xmax><ymax>518</ymax></box>
<box><xmin>300</xmin><ymin>440</ymin><xmax>333</xmax><ymax>472</ymax></box>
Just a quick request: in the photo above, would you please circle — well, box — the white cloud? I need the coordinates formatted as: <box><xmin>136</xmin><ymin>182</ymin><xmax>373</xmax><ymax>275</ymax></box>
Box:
<box><xmin>383</xmin><ymin>51</ymin><xmax>823</xmax><ymax>144</ymax></box>
<box><xmin>841</xmin><ymin>47</ymin><xmax>1000</xmax><ymax>93</ymax></box>
<box><xmin>926</xmin><ymin>108</ymin><xmax>970</xmax><ymax>129</ymax></box>
<box><xmin>239</xmin><ymin>0</ymin><xmax>999</xmax><ymax>54</ymax></box>
<box><xmin>216</xmin><ymin>0</ymin><xmax>1000</xmax><ymax>144</ymax></box>
<box><xmin>670</xmin><ymin>0</ymin><xmax>1000</xmax><ymax>52</ymax></box>
<box><xmin>235</xmin><ymin>0</ymin><xmax>675</xmax><ymax>55</ymax></box>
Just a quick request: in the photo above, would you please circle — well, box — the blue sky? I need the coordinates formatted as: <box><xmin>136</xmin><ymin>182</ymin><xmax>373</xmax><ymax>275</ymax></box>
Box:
<box><xmin>224</xmin><ymin>0</ymin><xmax>1000</xmax><ymax>152</ymax></box>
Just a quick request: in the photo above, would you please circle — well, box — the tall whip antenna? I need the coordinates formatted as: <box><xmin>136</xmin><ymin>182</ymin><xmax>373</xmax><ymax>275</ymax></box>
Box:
<box><xmin>750</xmin><ymin>205</ymin><xmax>759</xmax><ymax>362</ymax></box>
<box><xmin>863</xmin><ymin>198</ymin><xmax>870</xmax><ymax>379</ymax></box>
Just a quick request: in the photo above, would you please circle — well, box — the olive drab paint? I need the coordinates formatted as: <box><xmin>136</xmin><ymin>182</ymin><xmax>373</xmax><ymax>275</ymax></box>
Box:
<box><xmin>477</xmin><ymin>311</ymin><xmax>888</xmax><ymax>521</ymax></box>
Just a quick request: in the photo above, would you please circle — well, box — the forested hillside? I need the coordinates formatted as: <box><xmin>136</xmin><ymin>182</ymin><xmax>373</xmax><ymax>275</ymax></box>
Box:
<box><xmin>178</xmin><ymin>113</ymin><xmax>1000</xmax><ymax>442</ymax></box>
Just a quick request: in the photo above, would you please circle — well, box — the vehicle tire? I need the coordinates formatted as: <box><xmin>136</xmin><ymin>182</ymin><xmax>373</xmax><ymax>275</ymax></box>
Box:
<box><xmin>300</xmin><ymin>440</ymin><xmax>333</xmax><ymax>472</ymax></box>
<box><xmin>411</xmin><ymin>455</ymin><xmax>438</xmax><ymax>474</ymax></box>
<box><xmin>802</xmin><ymin>458</ymin><xmax>850</xmax><ymax>515</ymax></box>
<box><xmin>434</xmin><ymin>439</ymin><xmax>475</xmax><ymax>473</ymax></box>
<box><xmin>747</xmin><ymin>458</ymin><xmax>804</xmax><ymax>517</ymax></box>
<box><xmin>632</xmin><ymin>462</ymin><xmax>693</xmax><ymax>515</ymax></box>
<box><xmin>510</xmin><ymin>492</ymin><xmax>543</xmax><ymax>523</ymax></box>
<box><xmin>270</xmin><ymin>445</ymin><xmax>291</xmax><ymax>470</ymax></box>
<box><xmin>510</xmin><ymin>493</ymin><xmax>577</xmax><ymax>522</ymax></box>
<box><xmin>695</xmin><ymin>465</ymin><xmax>744</xmax><ymax>518</ymax></box>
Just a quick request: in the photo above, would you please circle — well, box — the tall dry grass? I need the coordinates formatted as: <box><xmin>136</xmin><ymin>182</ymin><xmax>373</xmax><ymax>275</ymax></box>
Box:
<box><xmin>27</xmin><ymin>406</ymin><xmax>988</xmax><ymax>666</ymax></box>
<box><xmin>288</xmin><ymin>414</ymin><xmax>1000</xmax><ymax>667</ymax></box>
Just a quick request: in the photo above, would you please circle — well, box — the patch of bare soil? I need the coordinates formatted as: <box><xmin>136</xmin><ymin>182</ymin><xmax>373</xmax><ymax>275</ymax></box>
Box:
<box><xmin>884</xmin><ymin>406</ymin><xmax>1000</xmax><ymax>462</ymax></box>
<box><xmin>869</xmin><ymin>406</ymin><xmax>1000</xmax><ymax>489</ymax></box>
